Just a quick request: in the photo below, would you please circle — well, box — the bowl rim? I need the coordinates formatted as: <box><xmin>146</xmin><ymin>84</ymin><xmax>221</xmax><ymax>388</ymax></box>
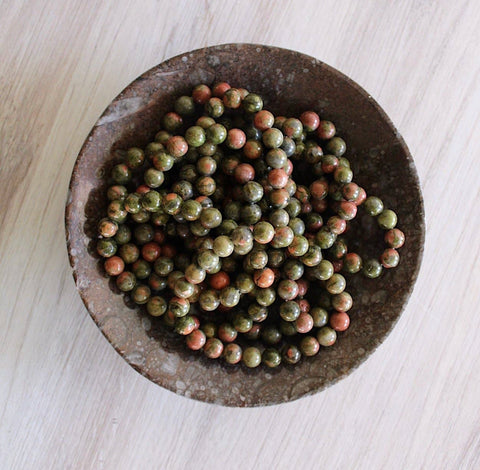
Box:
<box><xmin>65</xmin><ymin>43</ymin><xmax>425</xmax><ymax>407</ymax></box>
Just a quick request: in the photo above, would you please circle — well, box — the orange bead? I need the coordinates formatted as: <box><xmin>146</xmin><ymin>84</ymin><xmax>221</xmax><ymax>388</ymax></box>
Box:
<box><xmin>329</xmin><ymin>312</ymin><xmax>350</xmax><ymax>331</ymax></box>
<box><xmin>209</xmin><ymin>271</ymin><xmax>230</xmax><ymax>290</ymax></box>
<box><xmin>253</xmin><ymin>268</ymin><xmax>275</xmax><ymax>288</ymax></box>
<box><xmin>186</xmin><ymin>329</ymin><xmax>206</xmax><ymax>350</ymax></box>
<box><xmin>104</xmin><ymin>256</ymin><xmax>125</xmax><ymax>276</ymax></box>
<box><xmin>212</xmin><ymin>82</ymin><xmax>231</xmax><ymax>98</ymax></box>
<box><xmin>141</xmin><ymin>242</ymin><xmax>162</xmax><ymax>262</ymax></box>
<box><xmin>294</xmin><ymin>313</ymin><xmax>314</xmax><ymax>333</ymax></box>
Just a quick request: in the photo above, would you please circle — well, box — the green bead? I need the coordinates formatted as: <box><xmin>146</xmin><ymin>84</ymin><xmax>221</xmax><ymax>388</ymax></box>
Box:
<box><xmin>246</xmin><ymin>249</ymin><xmax>268</xmax><ymax>270</ymax></box>
<box><xmin>174</xmin><ymin>95</ymin><xmax>195</xmax><ymax>116</ymax></box>
<box><xmin>161</xmin><ymin>193</ymin><xmax>182</xmax><ymax>215</ymax></box>
<box><xmin>116</xmin><ymin>271</ymin><xmax>136</xmax><ymax>291</ymax></box>
<box><xmin>377</xmin><ymin>209</ymin><xmax>398</xmax><ymax>229</ymax></box>
<box><xmin>284</xmin><ymin>198</ymin><xmax>301</xmax><ymax>218</ymax></box>
<box><xmin>235</xmin><ymin>273</ymin><xmax>255</xmax><ymax>293</ymax></box>
<box><xmin>197</xmin><ymin>250</ymin><xmax>220</xmax><ymax>270</ymax></box>
<box><xmin>216</xmin><ymin>219</ymin><xmax>238</xmax><ymax>236</ymax></box>
<box><xmin>261</xmin><ymin>325</ymin><xmax>282</xmax><ymax>345</ymax></box>
<box><xmin>141</xmin><ymin>190</ymin><xmax>161</xmax><ymax>212</ymax></box>
<box><xmin>247</xmin><ymin>303</ymin><xmax>268</xmax><ymax>322</ymax></box>
<box><xmin>243</xmin><ymin>93</ymin><xmax>263</xmax><ymax>113</ymax></box>
<box><xmin>111</xmin><ymin>163</ymin><xmax>131</xmax><ymax>184</ymax></box>
<box><xmin>301</xmin><ymin>245</ymin><xmax>322</xmax><ymax>267</ymax></box>
<box><xmin>233</xmin><ymin>312</ymin><xmax>253</xmax><ymax>333</ymax></box>
<box><xmin>283</xmin><ymin>118</ymin><xmax>303</xmax><ymax>139</ymax></box>
<box><xmin>315</xmin><ymin>228</ymin><xmax>337</xmax><ymax>249</ymax></box>
<box><xmin>325</xmin><ymin>273</ymin><xmax>346</xmax><ymax>294</ymax></box>
<box><xmin>124</xmin><ymin>193</ymin><xmax>142</xmax><ymax>214</ymax></box>
<box><xmin>181</xmin><ymin>199</ymin><xmax>202</xmax><ymax>221</ymax></box>
<box><xmin>173</xmin><ymin>277</ymin><xmax>195</xmax><ymax>298</ymax></box>
<box><xmin>289</xmin><ymin>217</ymin><xmax>305</xmax><ymax>236</ymax></box>
<box><xmin>119</xmin><ymin>243</ymin><xmax>139</xmax><ymax>264</ymax></box>
<box><xmin>240</xmin><ymin>204</ymin><xmax>262</xmax><ymax>225</ymax></box>
<box><xmin>243</xmin><ymin>181</ymin><xmax>264</xmax><ymax>203</ymax></box>
<box><xmin>242</xmin><ymin>346</ymin><xmax>262</xmax><ymax>368</ymax></box>
<box><xmin>262</xmin><ymin>348</ymin><xmax>281</xmax><ymax>368</ymax></box>
<box><xmin>223</xmin><ymin>343</ymin><xmax>242</xmax><ymax>364</ymax></box>
<box><xmin>311</xmin><ymin>307</ymin><xmax>328</xmax><ymax>327</ymax></box>
<box><xmin>298</xmin><ymin>336</ymin><xmax>319</xmax><ymax>357</ymax></box>
<box><xmin>206</xmin><ymin>123</ymin><xmax>227</xmax><ymax>144</ymax></box>
<box><xmin>255</xmin><ymin>287</ymin><xmax>276</xmax><ymax>306</ymax></box>
<box><xmin>269</xmin><ymin>209</ymin><xmax>290</xmax><ymax>228</ymax></box>
<box><xmin>144</xmin><ymin>168</ymin><xmax>164</xmax><ymax>188</ymax></box>
<box><xmin>146</xmin><ymin>296</ymin><xmax>167</xmax><ymax>317</ymax></box>
<box><xmin>125</xmin><ymin>147</ymin><xmax>145</xmax><ymax>169</ymax></box>
<box><xmin>219</xmin><ymin>286</ymin><xmax>241</xmax><ymax>307</ymax></box>
<box><xmin>172</xmin><ymin>180</ymin><xmax>194</xmax><ymax>200</ymax></box>
<box><xmin>363</xmin><ymin>259</ymin><xmax>383</xmax><ymax>278</ymax></box>
<box><xmin>200</xmin><ymin>207</ymin><xmax>222</xmax><ymax>229</ymax></box>
<box><xmin>270</xmin><ymin>226</ymin><xmax>294</xmax><ymax>249</ymax></box>
<box><xmin>174</xmin><ymin>315</ymin><xmax>196</xmax><ymax>335</ymax></box>
<box><xmin>224</xmin><ymin>201</ymin><xmax>241</xmax><ymax>221</ymax></box>
<box><xmin>326</xmin><ymin>137</ymin><xmax>346</xmax><ymax>156</ymax></box>
<box><xmin>185</xmin><ymin>126</ymin><xmax>206</xmax><ymax>148</ymax></box>
<box><xmin>107</xmin><ymin>185</ymin><xmax>128</xmax><ymax>201</ymax></box>
<box><xmin>152</xmin><ymin>151</ymin><xmax>175</xmax><ymax>171</ymax></box>
<box><xmin>364</xmin><ymin>196</ymin><xmax>384</xmax><ymax>216</ymax></box>
<box><xmin>317</xmin><ymin>326</ymin><xmax>337</xmax><ymax>347</ymax></box>
<box><xmin>288</xmin><ymin>235</ymin><xmax>309</xmax><ymax>256</ymax></box>
<box><xmin>282</xmin><ymin>344</ymin><xmax>301</xmax><ymax>364</ymax></box>
<box><xmin>310</xmin><ymin>259</ymin><xmax>334</xmax><ymax>281</ymax></box>
<box><xmin>169</xmin><ymin>297</ymin><xmax>190</xmax><ymax>317</ymax></box>
<box><xmin>133</xmin><ymin>223</ymin><xmax>154</xmax><ymax>244</ymax></box>
<box><xmin>266</xmin><ymin>148</ymin><xmax>288</xmax><ymax>168</ymax></box>
<box><xmin>279</xmin><ymin>319</ymin><xmax>297</xmax><ymax>336</ymax></box>
<box><xmin>107</xmin><ymin>200</ymin><xmax>128</xmax><ymax>223</ymax></box>
<box><xmin>96</xmin><ymin>239</ymin><xmax>117</xmax><ymax>258</ymax></box>
<box><xmin>213</xmin><ymin>236</ymin><xmax>234</xmax><ymax>258</ymax></box>
<box><xmin>199</xmin><ymin>289</ymin><xmax>220</xmax><ymax>311</ymax></box>
<box><xmin>196</xmin><ymin>156</ymin><xmax>217</xmax><ymax>176</ymax></box>
<box><xmin>154</xmin><ymin>257</ymin><xmax>174</xmax><ymax>276</ymax></box>
<box><xmin>131</xmin><ymin>284</ymin><xmax>151</xmax><ymax>305</ymax></box>
<box><xmin>132</xmin><ymin>259</ymin><xmax>151</xmax><ymax>279</ymax></box>
<box><xmin>131</xmin><ymin>208</ymin><xmax>150</xmax><ymax>224</ymax></box>
<box><xmin>334</xmin><ymin>166</ymin><xmax>353</xmax><ymax>184</ymax></box>
<box><xmin>253</xmin><ymin>221</ymin><xmax>275</xmax><ymax>244</ymax></box>
<box><xmin>205</xmin><ymin>97</ymin><xmax>224</xmax><ymax>118</ymax></box>
<box><xmin>262</xmin><ymin>128</ymin><xmax>284</xmax><ymax>149</ymax></box>
<box><xmin>279</xmin><ymin>301</ymin><xmax>301</xmax><ymax>321</ymax></box>
<box><xmin>283</xmin><ymin>259</ymin><xmax>304</xmax><ymax>281</ymax></box>
<box><xmin>114</xmin><ymin>224</ymin><xmax>131</xmax><ymax>245</ymax></box>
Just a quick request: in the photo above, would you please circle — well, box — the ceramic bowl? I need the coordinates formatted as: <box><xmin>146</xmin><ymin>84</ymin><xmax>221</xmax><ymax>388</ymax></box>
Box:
<box><xmin>65</xmin><ymin>44</ymin><xmax>424</xmax><ymax>407</ymax></box>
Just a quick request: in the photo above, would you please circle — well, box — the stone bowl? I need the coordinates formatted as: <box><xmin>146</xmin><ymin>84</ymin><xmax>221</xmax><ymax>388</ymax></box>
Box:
<box><xmin>65</xmin><ymin>44</ymin><xmax>424</xmax><ymax>407</ymax></box>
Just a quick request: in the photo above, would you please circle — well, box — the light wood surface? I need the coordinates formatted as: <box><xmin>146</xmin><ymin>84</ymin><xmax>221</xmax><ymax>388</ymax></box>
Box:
<box><xmin>1</xmin><ymin>1</ymin><xmax>480</xmax><ymax>468</ymax></box>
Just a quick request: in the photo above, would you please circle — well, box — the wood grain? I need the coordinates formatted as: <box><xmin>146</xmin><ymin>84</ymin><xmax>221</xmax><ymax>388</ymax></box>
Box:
<box><xmin>1</xmin><ymin>0</ymin><xmax>479</xmax><ymax>468</ymax></box>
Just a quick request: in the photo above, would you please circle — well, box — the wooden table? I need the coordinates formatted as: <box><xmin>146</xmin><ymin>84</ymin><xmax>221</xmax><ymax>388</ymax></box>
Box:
<box><xmin>2</xmin><ymin>1</ymin><xmax>479</xmax><ymax>468</ymax></box>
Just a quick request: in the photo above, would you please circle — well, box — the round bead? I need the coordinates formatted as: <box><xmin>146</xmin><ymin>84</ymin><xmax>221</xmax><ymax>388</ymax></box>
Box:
<box><xmin>329</xmin><ymin>312</ymin><xmax>350</xmax><ymax>332</ymax></box>
<box><xmin>242</xmin><ymin>347</ymin><xmax>262</xmax><ymax>368</ymax></box>
<box><xmin>377</xmin><ymin>209</ymin><xmax>398</xmax><ymax>230</ymax></box>
<box><xmin>317</xmin><ymin>326</ymin><xmax>337</xmax><ymax>346</ymax></box>
<box><xmin>186</xmin><ymin>329</ymin><xmax>207</xmax><ymax>350</ymax></box>
<box><xmin>385</xmin><ymin>228</ymin><xmax>406</xmax><ymax>248</ymax></box>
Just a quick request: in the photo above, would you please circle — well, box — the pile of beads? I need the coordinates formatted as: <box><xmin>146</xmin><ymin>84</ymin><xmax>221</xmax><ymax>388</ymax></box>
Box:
<box><xmin>96</xmin><ymin>82</ymin><xmax>405</xmax><ymax>368</ymax></box>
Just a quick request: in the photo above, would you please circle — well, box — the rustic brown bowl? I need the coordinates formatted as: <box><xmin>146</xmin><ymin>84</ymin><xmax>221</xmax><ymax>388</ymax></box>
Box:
<box><xmin>65</xmin><ymin>44</ymin><xmax>424</xmax><ymax>407</ymax></box>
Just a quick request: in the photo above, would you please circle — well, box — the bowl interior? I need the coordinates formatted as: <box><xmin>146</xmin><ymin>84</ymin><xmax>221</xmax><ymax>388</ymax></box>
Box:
<box><xmin>66</xmin><ymin>44</ymin><xmax>424</xmax><ymax>406</ymax></box>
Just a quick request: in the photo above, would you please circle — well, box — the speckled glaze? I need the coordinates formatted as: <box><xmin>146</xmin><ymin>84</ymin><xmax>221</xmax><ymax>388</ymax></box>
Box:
<box><xmin>65</xmin><ymin>44</ymin><xmax>425</xmax><ymax>407</ymax></box>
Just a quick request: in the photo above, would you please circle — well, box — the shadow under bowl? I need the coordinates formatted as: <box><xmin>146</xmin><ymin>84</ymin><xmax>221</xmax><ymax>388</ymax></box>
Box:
<box><xmin>65</xmin><ymin>44</ymin><xmax>425</xmax><ymax>407</ymax></box>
